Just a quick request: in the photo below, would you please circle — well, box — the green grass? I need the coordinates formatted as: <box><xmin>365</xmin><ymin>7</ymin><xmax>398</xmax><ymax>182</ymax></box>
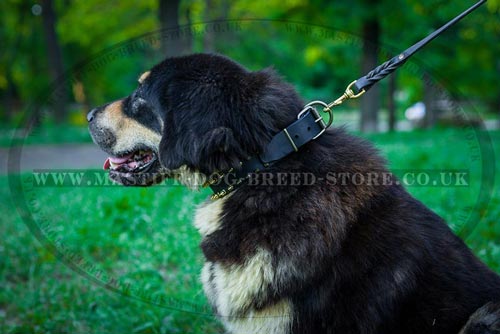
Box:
<box><xmin>1</xmin><ymin>128</ymin><xmax>499</xmax><ymax>334</ymax></box>
<box><xmin>1</xmin><ymin>181</ymin><xmax>222</xmax><ymax>334</ymax></box>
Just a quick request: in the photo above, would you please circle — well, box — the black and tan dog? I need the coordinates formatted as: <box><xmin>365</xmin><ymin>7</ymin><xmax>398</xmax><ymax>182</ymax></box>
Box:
<box><xmin>88</xmin><ymin>53</ymin><xmax>500</xmax><ymax>334</ymax></box>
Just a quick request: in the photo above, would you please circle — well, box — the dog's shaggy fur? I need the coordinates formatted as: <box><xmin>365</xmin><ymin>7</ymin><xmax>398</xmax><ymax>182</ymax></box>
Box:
<box><xmin>88</xmin><ymin>53</ymin><xmax>500</xmax><ymax>334</ymax></box>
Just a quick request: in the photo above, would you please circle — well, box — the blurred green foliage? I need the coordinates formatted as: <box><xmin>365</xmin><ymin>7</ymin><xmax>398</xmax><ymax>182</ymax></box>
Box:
<box><xmin>0</xmin><ymin>0</ymin><xmax>499</xmax><ymax>126</ymax></box>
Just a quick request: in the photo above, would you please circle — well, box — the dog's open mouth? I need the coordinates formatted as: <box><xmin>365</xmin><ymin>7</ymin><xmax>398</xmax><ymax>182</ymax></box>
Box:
<box><xmin>102</xmin><ymin>149</ymin><xmax>165</xmax><ymax>186</ymax></box>
<box><xmin>103</xmin><ymin>149</ymin><xmax>157</xmax><ymax>173</ymax></box>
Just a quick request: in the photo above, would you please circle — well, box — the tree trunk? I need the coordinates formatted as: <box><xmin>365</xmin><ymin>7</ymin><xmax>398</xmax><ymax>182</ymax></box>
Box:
<box><xmin>388</xmin><ymin>73</ymin><xmax>396</xmax><ymax>131</ymax></box>
<box><xmin>203</xmin><ymin>0</ymin><xmax>216</xmax><ymax>52</ymax></box>
<box><xmin>41</xmin><ymin>0</ymin><xmax>67</xmax><ymax>123</ymax></box>
<box><xmin>4</xmin><ymin>69</ymin><xmax>18</xmax><ymax>122</ymax></box>
<box><xmin>2</xmin><ymin>3</ymin><xmax>27</xmax><ymax>122</ymax></box>
<box><xmin>159</xmin><ymin>0</ymin><xmax>190</xmax><ymax>57</ymax></box>
<box><xmin>423</xmin><ymin>72</ymin><xmax>437</xmax><ymax>128</ymax></box>
<box><xmin>497</xmin><ymin>59</ymin><xmax>500</xmax><ymax>129</ymax></box>
<box><xmin>497</xmin><ymin>95</ymin><xmax>500</xmax><ymax>130</ymax></box>
<box><xmin>360</xmin><ymin>18</ymin><xmax>380</xmax><ymax>133</ymax></box>
<box><xmin>203</xmin><ymin>0</ymin><xmax>231</xmax><ymax>53</ymax></box>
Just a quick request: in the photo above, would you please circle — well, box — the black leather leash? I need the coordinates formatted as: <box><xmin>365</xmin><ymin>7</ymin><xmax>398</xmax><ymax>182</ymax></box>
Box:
<box><xmin>207</xmin><ymin>0</ymin><xmax>487</xmax><ymax>200</ymax></box>
<box><xmin>352</xmin><ymin>0</ymin><xmax>487</xmax><ymax>95</ymax></box>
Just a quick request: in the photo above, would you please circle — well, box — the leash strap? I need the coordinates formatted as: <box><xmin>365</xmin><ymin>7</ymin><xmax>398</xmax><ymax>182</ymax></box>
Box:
<box><xmin>352</xmin><ymin>0</ymin><xmax>486</xmax><ymax>95</ymax></box>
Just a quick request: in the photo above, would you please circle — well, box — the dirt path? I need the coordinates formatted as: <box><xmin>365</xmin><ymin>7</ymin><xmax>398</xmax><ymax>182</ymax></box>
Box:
<box><xmin>0</xmin><ymin>144</ymin><xmax>108</xmax><ymax>174</ymax></box>
<box><xmin>2</xmin><ymin>119</ymin><xmax>498</xmax><ymax>175</ymax></box>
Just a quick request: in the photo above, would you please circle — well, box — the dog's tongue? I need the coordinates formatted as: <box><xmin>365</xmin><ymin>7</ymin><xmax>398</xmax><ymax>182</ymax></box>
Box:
<box><xmin>103</xmin><ymin>158</ymin><xmax>111</xmax><ymax>170</ymax></box>
<box><xmin>103</xmin><ymin>153</ymin><xmax>133</xmax><ymax>170</ymax></box>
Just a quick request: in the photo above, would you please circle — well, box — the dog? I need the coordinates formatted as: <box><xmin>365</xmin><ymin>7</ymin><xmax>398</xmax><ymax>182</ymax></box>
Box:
<box><xmin>88</xmin><ymin>53</ymin><xmax>500</xmax><ymax>333</ymax></box>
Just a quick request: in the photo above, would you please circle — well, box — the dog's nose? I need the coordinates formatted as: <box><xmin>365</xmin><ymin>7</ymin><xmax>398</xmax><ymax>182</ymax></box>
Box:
<box><xmin>87</xmin><ymin>108</ymin><xmax>98</xmax><ymax>122</ymax></box>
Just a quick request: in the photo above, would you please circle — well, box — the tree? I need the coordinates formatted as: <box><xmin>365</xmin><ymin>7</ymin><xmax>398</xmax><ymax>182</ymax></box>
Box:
<box><xmin>422</xmin><ymin>72</ymin><xmax>437</xmax><ymax>128</ymax></box>
<box><xmin>2</xmin><ymin>0</ymin><xmax>498</xmax><ymax>128</ymax></box>
<box><xmin>0</xmin><ymin>1</ymin><xmax>26</xmax><ymax>122</ymax></box>
<box><xmin>360</xmin><ymin>15</ymin><xmax>381</xmax><ymax>132</ymax></box>
<box><xmin>332</xmin><ymin>0</ymin><xmax>384</xmax><ymax>132</ymax></box>
<box><xmin>203</xmin><ymin>0</ymin><xmax>231</xmax><ymax>52</ymax></box>
<box><xmin>57</xmin><ymin>1</ymin><xmax>157</xmax><ymax>106</ymax></box>
<box><xmin>41</xmin><ymin>0</ymin><xmax>67</xmax><ymax>123</ymax></box>
<box><xmin>387</xmin><ymin>73</ymin><xmax>396</xmax><ymax>131</ymax></box>
<box><xmin>159</xmin><ymin>0</ymin><xmax>191</xmax><ymax>57</ymax></box>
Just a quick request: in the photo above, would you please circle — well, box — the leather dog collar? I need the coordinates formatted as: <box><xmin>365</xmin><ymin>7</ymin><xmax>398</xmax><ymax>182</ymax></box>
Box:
<box><xmin>206</xmin><ymin>102</ymin><xmax>331</xmax><ymax>200</ymax></box>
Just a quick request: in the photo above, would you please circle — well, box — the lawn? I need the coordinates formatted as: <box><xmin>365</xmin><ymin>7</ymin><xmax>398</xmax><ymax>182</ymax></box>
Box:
<box><xmin>1</xmin><ymin>128</ymin><xmax>499</xmax><ymax>334</ymax></box>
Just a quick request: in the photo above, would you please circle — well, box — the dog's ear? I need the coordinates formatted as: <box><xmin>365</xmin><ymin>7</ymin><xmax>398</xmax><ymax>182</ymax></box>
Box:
<box><xmin>196</xmin><ymin>127</ymin><xmax>246</xmax><ymax>172</ymax></box>
<box><xmin>159</xmin><ymin>126</ymin><xmax>246</xmax><ymax>174</ymax></box>
<box><xmin>158</xmin><ymin>133</ymin><xmax>185</xmax><ymax>173</ymax></box>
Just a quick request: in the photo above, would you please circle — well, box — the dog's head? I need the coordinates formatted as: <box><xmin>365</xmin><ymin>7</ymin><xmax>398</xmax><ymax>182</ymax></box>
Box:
<box><xmin>88</xmin><ymin>53</ymin><xmax>303</xmax><ymax>186</ymax></box>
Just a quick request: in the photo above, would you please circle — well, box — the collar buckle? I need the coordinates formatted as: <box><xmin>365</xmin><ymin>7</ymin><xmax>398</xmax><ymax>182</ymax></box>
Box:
<box><xmin>297</xmin><ymin>101</ymin><xmax>333</xmax><ymax>140</ymax></box>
